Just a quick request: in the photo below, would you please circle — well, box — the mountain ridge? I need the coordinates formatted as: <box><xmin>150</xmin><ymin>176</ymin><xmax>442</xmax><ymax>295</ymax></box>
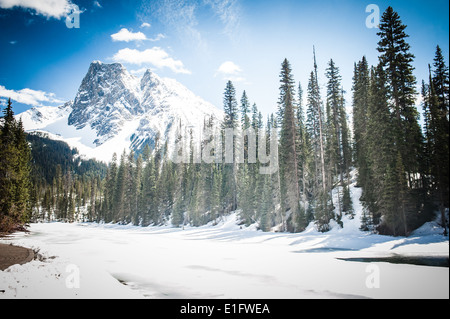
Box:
<box><xmin>18</xmin><ymin>61</ymin><xmax>223</xmax><ymax>162</ymax></box>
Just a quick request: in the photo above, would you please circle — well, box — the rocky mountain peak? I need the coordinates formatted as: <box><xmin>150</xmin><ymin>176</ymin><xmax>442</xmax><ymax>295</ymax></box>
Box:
<box><xmin>21</xmin><ymin>61</ymin><xmax>223</xmax><ymax>160</ymax></box>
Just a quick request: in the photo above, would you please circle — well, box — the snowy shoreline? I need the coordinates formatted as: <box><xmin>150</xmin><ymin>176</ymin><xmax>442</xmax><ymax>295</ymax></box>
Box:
<box><xmin>1</xmin><ymin>212</ymin><xmax>448</xmax><ymax>299</ymax></box>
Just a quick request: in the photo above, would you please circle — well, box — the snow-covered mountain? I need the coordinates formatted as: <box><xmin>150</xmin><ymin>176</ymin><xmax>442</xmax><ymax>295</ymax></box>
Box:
<box><xmin>18</xmin><ymin>61</ymin><xmax>223</xmax><ymax>162</ymax></box>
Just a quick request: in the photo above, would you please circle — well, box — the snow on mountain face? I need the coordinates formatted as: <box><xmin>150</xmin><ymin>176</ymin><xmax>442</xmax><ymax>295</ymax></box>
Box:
<box><xmin>133</xmin><ymin>69</ymin><xmax>223</xmax><ymax>151</ymax></box>
<box><xmin>68</xmin><ymin>62</ymin><xmax>142</xmax><ymax>146</ymax></box>
<box><xmin>18</xmin><ymin>61</ymin><xmax>223</xmax><ymax>162</ymax></box>
<box><xmin>19</xmin><ymin>101</ymin><xmax>73</xmax><ymax>131</ymax></box>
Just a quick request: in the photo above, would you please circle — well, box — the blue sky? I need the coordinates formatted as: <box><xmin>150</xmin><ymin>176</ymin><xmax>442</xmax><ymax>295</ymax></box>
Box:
<box><xmin>0</xmin><ymin>0</ymin><xmax>449</xmax><ymax>118</ymax></box>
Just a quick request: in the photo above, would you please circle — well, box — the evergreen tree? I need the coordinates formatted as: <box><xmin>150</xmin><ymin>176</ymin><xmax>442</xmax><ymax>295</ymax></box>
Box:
<box><xmin>325</xmin><ymin>59</ymin><xmax>353</xmax><ymax>220</ymax></box>
<box><xmin>365</xmin><ymin>64</ymin><xmax>396</xmax><ymax>231</ymax></box>
<box><xmin>240</xmin><ymin>90</ymin><xmax>251</xmax><ymax>130</ymax></box>
<box><xmin>171</xmin><ymin>163</ymin><xmax>187</xmax><ymax>227</ymax></box>
<box><xmin>325</xmin><ymin>59</ymin><xmax>343</xmax><ymax>222</ymax></box>
<box><xmin>423</xmin><ymin>55</ymin><xmax>449</xmax><ymax>235</ymax></box>
<box><xmin>157</xmin><ymin>141</ymin><xmax>175</xmax><ymax>224</ymax></box>
<box><xmin>377</xmin><ymin>6</ymin><xmax>424</xmax><ymax>192</ymax></box>
<box><xmin>296</xmin><ymin>81</ymin><xmax>313</xmax><ymax>228</ymax></box>
<box><xmin>132</xmin><ymin>155</ymin><xmax>143</xmax><ymax>226</ymax></box>
<box><xmin>114</xmin><ymin>150</ymin><xmax>128</xmax><ymax>223</ymax></box>
<box><xmin>432</xmin><ymin>45</ymin><xmax>450</xmax><ymax>114</ymax></box>
<box><xmin>352</xmin><ymin>57</ymin><xmax>370</xmax><ymax>191</ymax></box>
<box><xmin>141</xmin><ymin>154</ymin><xmax>158</xmax><ymax>226</ymax></box>
<box><xmin>265</xmin><ymin>113</ymin><xmax>283</xmax><ymax>230</ymax></box>
<box><xmin>237</xmin><ymin>96</ymin><xmax>255</xmax><ymax>226</ymax></box>
<box><xmin>306</xmin><ymin>49</ymin><xmax>332</xmax><ymax>232</ymax></box>
<box><xmin>124</xmin><ymin>151</ymin><xmax>138</xmax><ymax>224</ymax></box>
<box><xmin>201</xmin><ymin>115</ymin><xmax>222</xmax><ymax>223</ymax></box>
<box><xmin>12</xmin><ymin>118</ymin><xmax>32</xmax><ymax>223</ymax></box>
<box><xmin>339</xmin><ymin>88</ymin><xmax>354</xmax><ymax>217</ymax></box>
<box><xmin>210</xmin><ymin>164</ymin><xmax>222</xmax><ymax>222</ymax></box>
<box><xmin>223</xmin><ymin>81</ymin><xmax>239</xmax><ymax>130</ymax></box>
<box><xmin>376</xmin><ymin>6</ymin><xmax>425</xmax><ymax>235</ymax></box>
<box><xmin>431</xmin><ymin>48</ymin><xmax>450</xmax><ymax>230</ymax></box>
<box><xmin>382</xmin><ymin>152</ymin><xmax>409</xmax><ymax>236</ymax></box>
<box><xmin>0</xmin><ymin>99</ymin><xmax>18</xmax><ymax>230</ymax></box>
<box><xmin>88</xmin><ymin>176</ymin><xmax>97</xmax><ymax>222</ymax></box>
<box><xmin>278</xmin><ymin>58</ymin><xmax>302</xmax><ymax>232</ymax></box>
<box><xmin>251</xmin><ymin>103</ymin><xmax>259</xmax><ymax>130</ymax></box>
<box><xmin>104</xmin><ymin>153</ymin><xmax>118</xmax><ymax>223</ymax></box>
<box><xmin>237</xmin><ymin>91</ymin><xmax>254</xmax><ymax>225</ymax></box>
<box><xmin>68</xmin><ymin>184</ymin><xmax>76</xmax><ymax>222</ymax></box>
<box><xmin>0</xmin><ymin>99</ymin><xmax>32</xmax><ymax>232</ymax></box>
<box><xmin>222</xmin><ymin>81</ymin><xmax>239</xmax><ymax>212</ymax></box>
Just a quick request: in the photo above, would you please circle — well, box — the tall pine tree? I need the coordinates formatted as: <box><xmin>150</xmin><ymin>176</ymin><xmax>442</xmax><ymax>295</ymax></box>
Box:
<box><xmin>422</xmin><ymin>51</ymin><xmax>449</xmax><ymax>235</ymax></box>
<box><xmin>222</xmin><ymin>81</ymin><xmax>239</xmax><ymax>213</ymax></box>
<box><xmin>376</xmin><ymin>6</ymin><xmax>425</xmax><ymax>235</ymax></box>
<box><xmin>278</xmin><ymin>58</ymin><xmax>303</xmax><ymax>232</ymax></box>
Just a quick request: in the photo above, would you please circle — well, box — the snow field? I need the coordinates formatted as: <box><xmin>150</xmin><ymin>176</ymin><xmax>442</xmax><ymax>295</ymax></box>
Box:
<box><xmin>1</xmin><ymin>213</ymin><xmax>448</xmax><ymax>299</ymax></box>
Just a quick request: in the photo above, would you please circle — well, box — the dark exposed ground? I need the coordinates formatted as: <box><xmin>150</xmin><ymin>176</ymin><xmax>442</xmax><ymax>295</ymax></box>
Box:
<box><xmin>0</xmin><ymin>243</ymin><xmax>35</xmax><ymax>271</ymax></box>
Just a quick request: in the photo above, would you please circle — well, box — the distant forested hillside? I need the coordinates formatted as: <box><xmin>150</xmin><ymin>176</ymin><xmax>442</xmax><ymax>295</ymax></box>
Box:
<box><xmin>26</xmin><ymin>132</ymin><xmax>107</xmax><ymax>222</ymax></box>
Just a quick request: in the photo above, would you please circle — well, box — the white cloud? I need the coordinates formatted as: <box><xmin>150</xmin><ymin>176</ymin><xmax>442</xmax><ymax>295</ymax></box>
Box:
<box><xmin>0</xmin><ymin>85</ymin><xmax>64</xmax><ymax>107</ymax></box>
<box><xmin>111</xmin><ymin>28</ymin><xmax>165</xmax><ymax>43</ymax></box>
<box><xmin>111</xmin><ymin>28</ymin><xmax>148</xmax><ymax>42</ymax></box>
<box><xmin>112</xmin><ymin>47</ymin><xmax>191</xmax><ymax>74</ymax></box>
<box><xmin>0</xmin><ymin>0</ymin><xmax>76</xmax><ymax>19</ymax></box>
<box><xmin>140</xmin><ymin>22</ymin><xmax>151</xmax><ymax>28</ymax></box>
<box><xmin>217</xmin><ymin>61</ymin><xmax>242</xmax><ymax>75</ymax></box>
<box><xmin>93</xmin><ymin>0</ymin><xmax>102</xmax><ymax>8</ymax></box>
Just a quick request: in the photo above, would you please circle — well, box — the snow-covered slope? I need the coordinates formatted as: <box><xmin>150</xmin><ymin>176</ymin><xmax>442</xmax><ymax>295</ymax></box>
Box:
<box><xmin>17</xmin><ymin>61</ymin><xmax>223</xmax><ymax>162</ymax></box>
<box><xmin>19</xmin><ymin>102</ymin><xmax>73</xmax><ymax>131</ymax></box>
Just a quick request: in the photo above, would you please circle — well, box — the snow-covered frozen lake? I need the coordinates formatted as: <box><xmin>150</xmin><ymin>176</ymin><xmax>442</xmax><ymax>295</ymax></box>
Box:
<box><xmin>1</xmin><ymin>213</ymin><xmax>448</xmax><ymax>299</ymax></box>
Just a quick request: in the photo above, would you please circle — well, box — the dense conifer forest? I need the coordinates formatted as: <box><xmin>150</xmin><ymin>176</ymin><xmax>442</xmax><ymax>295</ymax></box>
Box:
<box><xmin>1</xmin><ymin>6</ymin><xmax>448</xmax><ymax>236</ymax></box>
